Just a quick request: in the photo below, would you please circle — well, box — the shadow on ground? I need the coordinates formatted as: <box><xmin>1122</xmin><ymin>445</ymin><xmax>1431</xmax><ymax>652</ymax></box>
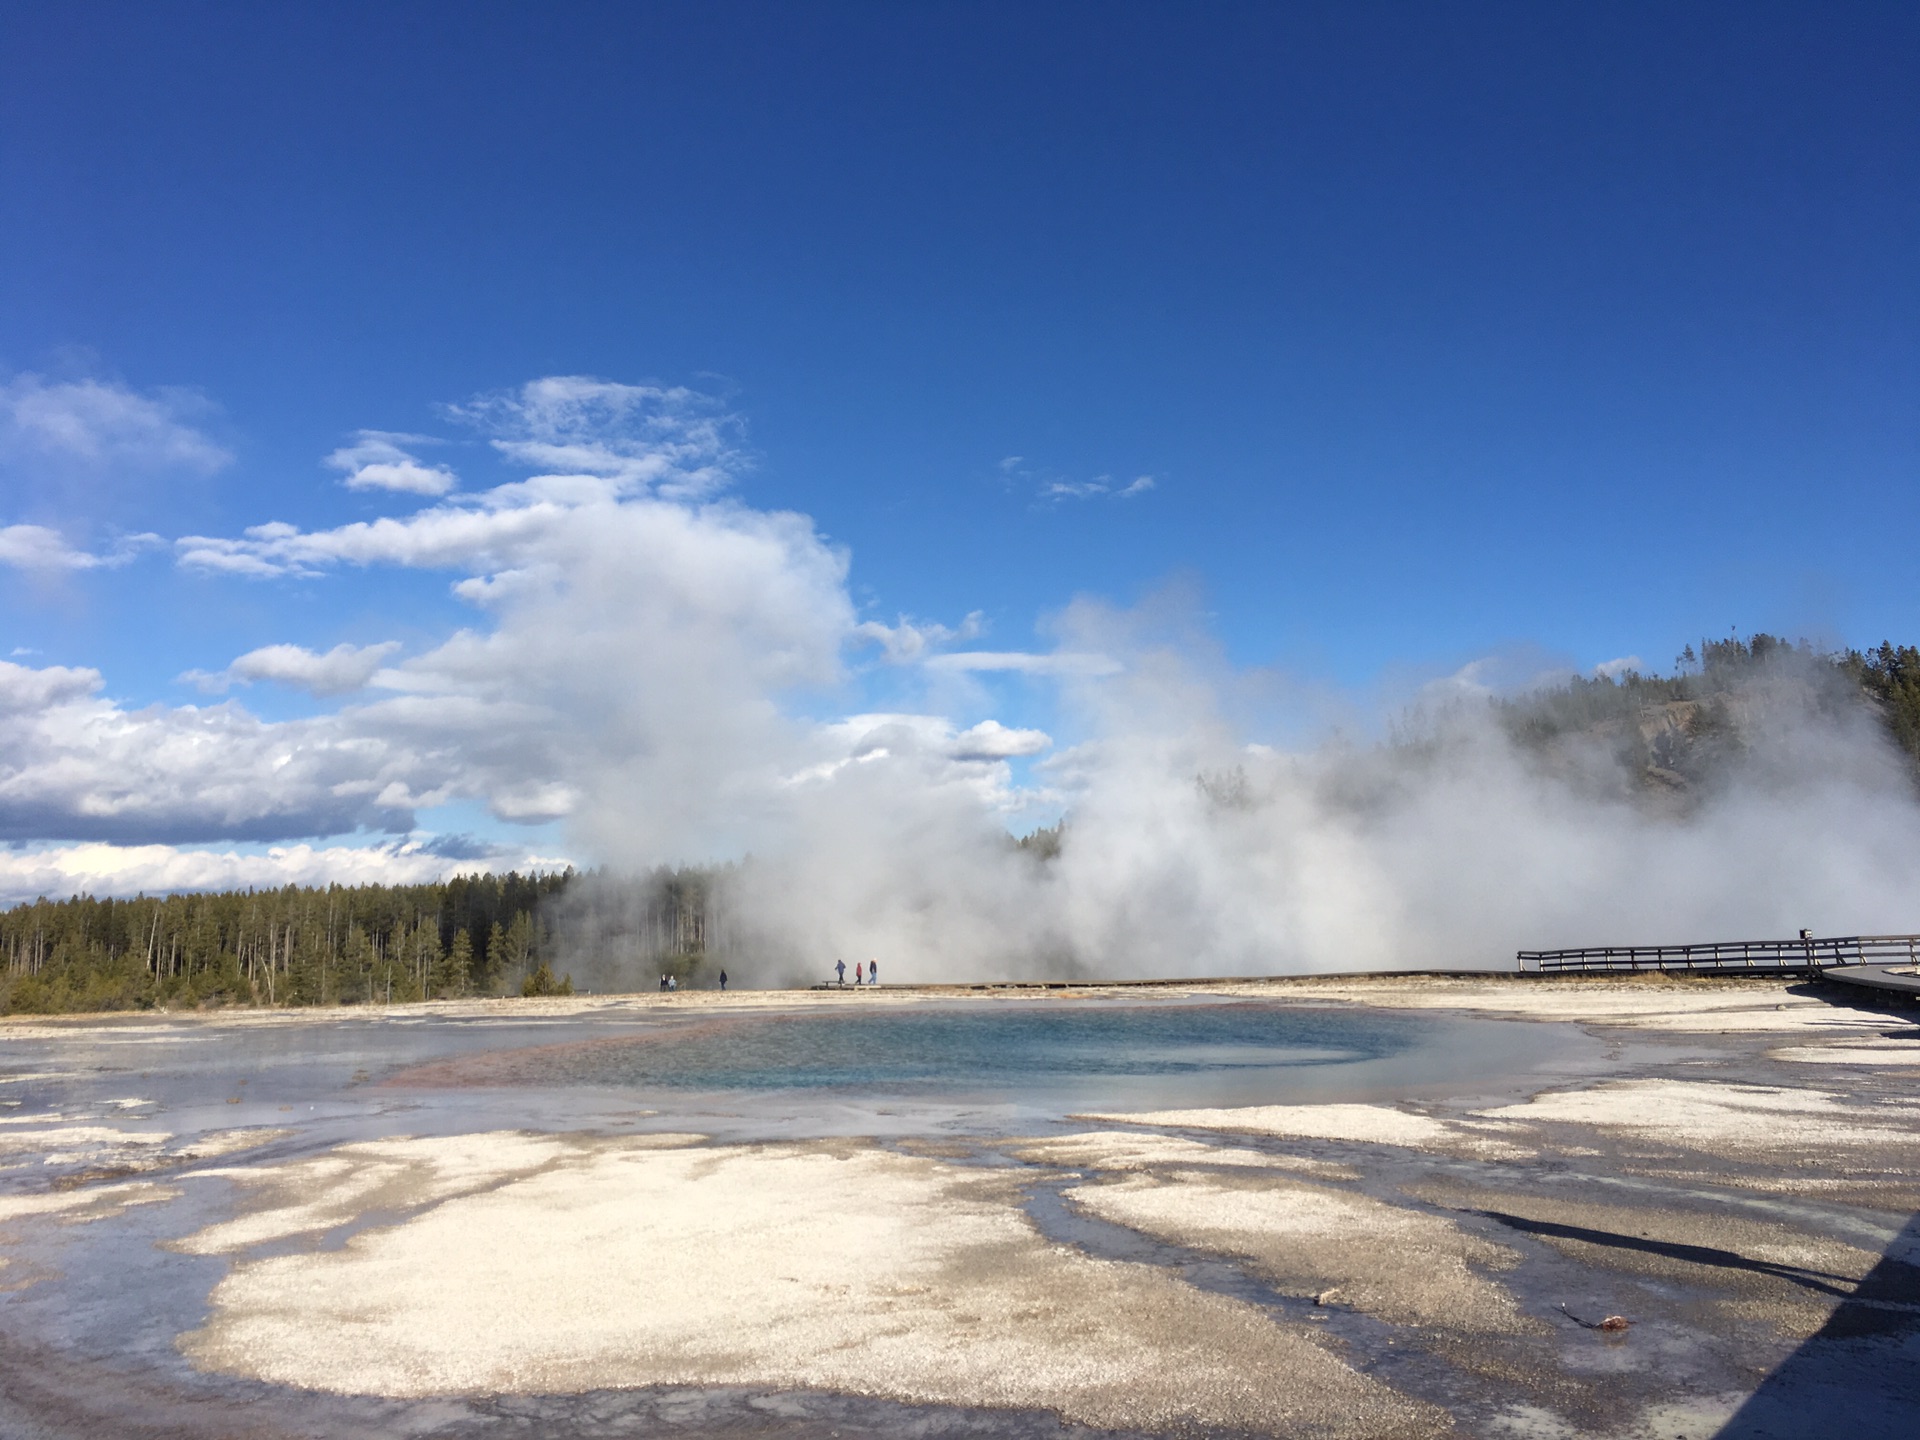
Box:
<box><xmin>1475</xmin><ymin>1210</ymin><xmax>1865</xmax><ymax>1299</ymax></box>
<box><xmin>1715</xmin><ymin>1208</ymin><xmax>1920</xmax><ymax>1439</ymax></box>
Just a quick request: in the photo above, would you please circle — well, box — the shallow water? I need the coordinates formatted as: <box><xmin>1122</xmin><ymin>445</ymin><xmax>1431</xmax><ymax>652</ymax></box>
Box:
<box><xmin>459</xmin><ymin>1001</ymin><xmax>1574</xmax><ymax>1111</ymax></box>
<box><xmin>0</xmin><ymin>996</ymin><xmax>1600</xmax><ymax>1158</ymax></box>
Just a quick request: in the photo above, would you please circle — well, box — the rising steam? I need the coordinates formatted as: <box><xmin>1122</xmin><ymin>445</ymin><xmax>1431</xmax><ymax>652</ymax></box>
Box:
<box><xmin>559</xmin><ymin>577</ymin><xmax>1920</xmax><ymax>987</ymax></box>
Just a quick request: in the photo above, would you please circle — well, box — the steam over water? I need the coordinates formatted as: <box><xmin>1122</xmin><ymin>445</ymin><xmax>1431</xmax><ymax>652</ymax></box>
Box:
<box><xmin>555</xmin><ymin>585</ymin><xmax>1920</xmax><ymax>989</ymax></box>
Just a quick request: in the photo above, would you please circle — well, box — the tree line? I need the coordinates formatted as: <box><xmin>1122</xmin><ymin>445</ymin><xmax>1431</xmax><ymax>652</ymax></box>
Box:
<box><xmin>0</xmin><ymin>871</ymin><xmax>575</xmax><ymax>1016</ymax></box>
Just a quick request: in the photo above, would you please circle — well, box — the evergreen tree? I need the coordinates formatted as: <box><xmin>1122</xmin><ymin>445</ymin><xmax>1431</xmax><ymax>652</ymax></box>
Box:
<box><xmin>521</xmin><ymin>960</ymin><xmax>572</xmax><ymax>997</ymax></box>
<box><xmin>1850</xmin><ymin>642</ymin><xmax>1920</xmax><ymax>771</ymax></box>
<box><xmin>481</xmin><ymin>921</ymin><xmax>508</xmax><ymax>996</ymax></box>
<box><xmin>412</xmin><ymin>922</ymin><xmax>444</xmax><ymax>998</ymax></box>
<box><xmin>341</xmin><ymin>923</ymin><xmax>374</xmax><ymax>1004</ymax></box>
<box><xmin>434</xmin><ymin>928</ymin><xmax>474</xmax><ymax>998</ymax></box>
<box><xmin>502</xmin><ymin>911</ymin><xmax>534</xmax><ymax>981</ymax></box>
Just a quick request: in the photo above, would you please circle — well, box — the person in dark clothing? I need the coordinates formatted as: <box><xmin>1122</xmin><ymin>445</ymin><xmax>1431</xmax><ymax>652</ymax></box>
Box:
<box><xmin>719</xmin><ymin>969</ymin><xmax>728</xmax><ymax>991</ymax></box>
<box><xmin>834</xmin><ymin>959</ymin><xmax>846</xmax><ymax>985</ymax></box>
<box><xmin>868</xmin><ymin>959</ymin><xmax>878</xmax><ymax>985</ymax></box>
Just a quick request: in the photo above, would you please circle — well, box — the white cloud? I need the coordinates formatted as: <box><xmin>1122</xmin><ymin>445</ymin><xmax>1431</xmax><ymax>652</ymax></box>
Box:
<box><xmin>1041</xmin><ymin>478</ymin><xmax>1108</xmax><ymax>500</ymax></box>
<box><xmin>1594</xmin><ymin>655</ymin><xmax>1645</xmax><ymax>679</ymax></box>
<box><xmin>0</xmin><ymin>657</ymin><xmax>452</xmax><ymax>842</ymax></box>
<box><xmin>447</xmin><ymin>376</ymin><xmax>739</xmax><ymax>499</ymax></box>
<box><xmin>325</xmin><ymin>431</ymin><xmax>458</xmax><ymax>496</ymax></box>
<box><xmin>0</xmin><ymin>839</ymin><xmax>566</xmax><ymax>907</ymax></box>
<box><xmin>789</xmin><ymin>713</ymin><xmax>1052</xmax><ymax>814</ymax></box>
<box><xmin>1040</xmin><ymin>474</ymin><xmax>1154</xmax><ymax>501</ymax></box>
<box><xmin>183</xmin><ymin>641</ymin><xmax>403</xmax><ymax>697</ymax></box>
<box><xmin>949</xmin><ymin>719</ymin><xmax>1051</xmax><ymax>760</ymax></box>
<box><xmin>0</xmin><ymin>524</ymin><xmax>164</xmax><ymax>574</ymax></box>
<box><xmin>1000</xmin><ymin>456</ymin><xmax>1157</xmax><ymax>504</ymax></box>
<box><xmin>852</xmin><ymin>611</ymin><xmax>986</xmax><ymax>664</ymax></box>
<box><xmin>0</xmin><ymin>374</ymin><xmax>230</xmax><ymax>476</ymax></box>
<box><xmin>177</xmin><ymin>502</ymin><xmax>571</xmax><ymax>578</ymax></box>
<box><xmin>129</xmin><ymin>389</ymin><xmax>855</xmax><ymax>857</ymax></box>
<box><xmin>0</xmin><ymin>659</ymin><xmax>104</xmax><ymax>713</ymax></box>
<box><xmin>0</xmin><ymin>524</ymin><xmax>108</xmax><ymax>572</ymax></box>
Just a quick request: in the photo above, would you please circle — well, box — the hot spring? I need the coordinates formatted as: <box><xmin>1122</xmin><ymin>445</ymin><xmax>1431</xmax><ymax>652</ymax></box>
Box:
<box><xmin>382</xmin><ymin>999</ymin><xmax>1583</xmax><ymax>1113</ymax></box>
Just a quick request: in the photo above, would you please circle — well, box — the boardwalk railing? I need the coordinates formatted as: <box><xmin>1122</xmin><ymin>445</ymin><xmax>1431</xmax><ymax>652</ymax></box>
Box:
<box><xmin>1517</xmin><ymin>933</ymin><xmax>1920</xmax><ymax>974</ymax></box>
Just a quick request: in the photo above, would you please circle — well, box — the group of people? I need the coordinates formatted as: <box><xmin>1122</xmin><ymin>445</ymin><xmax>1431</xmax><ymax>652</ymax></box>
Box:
<box><xmin>658</xmin><ymin>970</ymin><xmax>730</xmax><ymax>991</ymax></box>
<box><xmin>833</xmin><ymin>958</ymin><xmax>878</xmax><ymax>986</ymax></box>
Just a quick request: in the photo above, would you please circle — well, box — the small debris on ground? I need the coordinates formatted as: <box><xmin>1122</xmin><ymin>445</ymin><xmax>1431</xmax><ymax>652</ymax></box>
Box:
<box><xmin>1558</xmin><ymin>1303</ymin><xmax>1631</xmax><ymax>1331</ymax></box>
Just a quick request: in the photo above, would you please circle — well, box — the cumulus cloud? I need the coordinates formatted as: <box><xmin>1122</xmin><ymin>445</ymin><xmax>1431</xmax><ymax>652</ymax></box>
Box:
<box><xmin>0</xmin><ymin>660</ymin><xmax>104</xmax><ymax>714</ymax></box>
<box><xmin>182</xmin><ymin>641</ymin><xmax>402</xmax><ymax>696</ymax></box>
<box><xmin>117</xmin><ymin>392</ymin><xmax>838</xmax><ymax>858</ymax></box>
<box><xmin>949</xmin><ymin>719</ymin><xmax>1052</xmax><ymax>761</ymax></box>
<box><xmin>325</xmin><ymin>431</ymin><xmax>458</xmax><ymax>496</ymax></box>
<box><xmin>790</xmin><ymin>714</ymin><xmax>1051</xmax><ymax>811</ymax></box>
<box><xmin>0</xmin><ymin>658</ymin><xmax>431</xmax><ymax>841</ymax></box>
<box><xmin>155</xmin><ymin>385</ymin><xmax>849</xmax><ymax>861</ymax></box>
<box><xmin>0</xmin><ymin>839</ymin><xmax>565</xmax><ymax>908</ymax></box>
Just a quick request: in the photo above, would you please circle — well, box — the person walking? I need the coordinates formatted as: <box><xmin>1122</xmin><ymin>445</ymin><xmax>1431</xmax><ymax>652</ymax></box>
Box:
<box><xmin>719</xmin><ymin>969</ymin><xmax>728</xmax><ymax>991</ymax></box>
<box><xmin>868</xmin><ymin>959</ymin><xmax>878</xmax><ymax>986</ymax></box>
<box><xmin>835</xmin><ymin>958</ymin><xmax>846</xmax><ymax>985</ymax></box>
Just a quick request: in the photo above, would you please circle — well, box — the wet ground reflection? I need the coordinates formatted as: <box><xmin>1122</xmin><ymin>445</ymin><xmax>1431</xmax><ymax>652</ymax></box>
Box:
<box><xmin>1718</xmin><ymin>1208</ymin><xmax>1920</xmax><ymax>1439</ymax></box>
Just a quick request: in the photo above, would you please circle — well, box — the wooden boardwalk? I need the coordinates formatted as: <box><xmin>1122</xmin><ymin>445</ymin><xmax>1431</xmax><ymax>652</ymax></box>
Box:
<box><xmin>1822</xmin><ymin>963</ymin><xmax>1920</xmax><ymax>1001</ymax></box>
<box><xmin>1517</xmin><ymin>933</ymin><xmax>1920</xmax><ymax>975</ymax></box>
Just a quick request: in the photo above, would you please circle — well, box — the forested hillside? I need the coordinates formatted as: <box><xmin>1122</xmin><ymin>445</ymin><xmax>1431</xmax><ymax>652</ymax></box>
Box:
<box><xmin>1496</xmin><ymin>635</ymin><xmax>1920</xmax><ymax>795</ymax></box>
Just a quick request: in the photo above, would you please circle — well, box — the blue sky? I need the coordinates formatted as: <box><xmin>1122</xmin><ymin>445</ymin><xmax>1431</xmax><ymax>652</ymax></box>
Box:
<box><xmin>1</xmin><ymin>2</ymin><xmax>1916</xmax><ymax>898</ymax></box>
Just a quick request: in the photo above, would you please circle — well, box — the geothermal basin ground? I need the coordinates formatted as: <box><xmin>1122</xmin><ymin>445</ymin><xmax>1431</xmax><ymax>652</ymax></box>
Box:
<box><xmin>1</xmin><ymin>976</ymin><xmax>1917</xmax><ymax>1439</ymax></box>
